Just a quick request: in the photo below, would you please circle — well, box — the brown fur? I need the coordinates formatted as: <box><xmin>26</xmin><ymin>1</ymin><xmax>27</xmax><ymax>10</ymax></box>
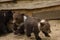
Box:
<box><xmin>40</xmin><ymin>20</ymin><xmax>51</xmax><ymax>37</ymax></box>
<box><xmin>13</xmin><ymin>14</ymin><xmax>24</xmax><ymax>34</ymax></box>
<box><xmin>14</xmin><ymin>15</ymin><xmax>51</xmax><ymax>40</ymax></box>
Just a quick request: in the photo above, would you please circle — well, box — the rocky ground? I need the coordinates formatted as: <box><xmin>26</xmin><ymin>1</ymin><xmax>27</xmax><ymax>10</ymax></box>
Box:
<box><xmin>0</xmin><ymin>20</ymin><xmax>60</xmax><ymax>40</ymax></box>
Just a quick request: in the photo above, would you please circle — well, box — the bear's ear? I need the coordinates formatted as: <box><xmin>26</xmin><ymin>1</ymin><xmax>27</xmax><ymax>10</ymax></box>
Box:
<box><xmin>40</xmin><ymin>19</ymin><xmax>46</xmax><ymax>23</ymax></box>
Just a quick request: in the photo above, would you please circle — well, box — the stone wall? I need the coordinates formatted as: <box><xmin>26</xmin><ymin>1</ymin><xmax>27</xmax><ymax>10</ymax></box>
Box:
<box><xmin>0</xmin><ymin>0</ymin><xmax>60</xmax><ymax>10</ymax></box>
<box><xmin>12</xmin><ymin>5</ymin><xmax>60</xmax><ymax>20</ymax></box>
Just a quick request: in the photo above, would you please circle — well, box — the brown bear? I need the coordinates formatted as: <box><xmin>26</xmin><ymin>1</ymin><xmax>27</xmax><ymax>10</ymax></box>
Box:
<box><xmin>14</xmin><ymin>15</ymin><xmax>51</xmax><ymax>40</ymax></box>
<box><xmin>13</xmin><ymin>14</ymin><xmax>24</xmax><ymax>35</ymax></box>
<box><xmin>40</xmin><ymin>19</ymin><xmax>51</xmax><ymax>37</ymax></box>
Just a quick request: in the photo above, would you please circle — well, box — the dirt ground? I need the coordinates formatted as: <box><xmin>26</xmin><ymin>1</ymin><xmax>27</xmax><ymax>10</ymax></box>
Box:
<box><xmin>0</xmin><ymin>20</ymin><xmax>60</xmax><ymax>40</ymax></box>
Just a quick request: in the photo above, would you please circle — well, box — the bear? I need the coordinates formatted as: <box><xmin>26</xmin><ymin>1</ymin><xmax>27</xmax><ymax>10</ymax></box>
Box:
<box><xmin>14</xmin><ymin>14</ymin><xmax>51</xmax><ymax>40</ymax></box>
<box><xmin>13</xmin><ymin>14</ymin><xmax>24</xmax><ymax>34</ymax></box>
<box><xmin>40</xmin><ymin>19</ymin><xmax>51</xmax><ymax>37</ymax></box>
